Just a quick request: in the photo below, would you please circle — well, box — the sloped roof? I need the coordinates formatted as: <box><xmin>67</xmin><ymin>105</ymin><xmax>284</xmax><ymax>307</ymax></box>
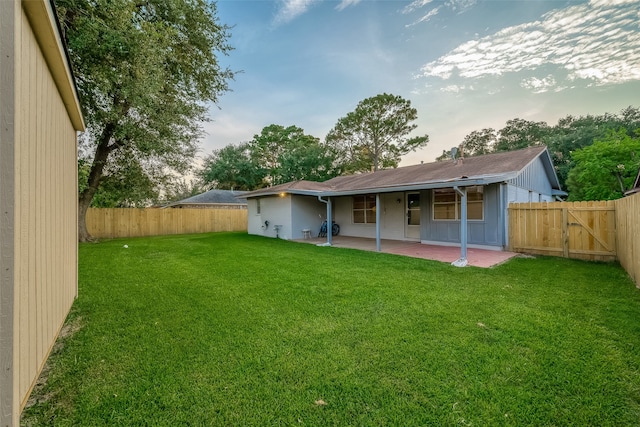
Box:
<box><xmin>243</xmin><ymin>146</ymin><xmax>560</xmax><ymax>198</ymax></box>
<box><xmin>624</xmin><ymin>167</ymin><xmax>640</xmax><ymax>196</ymax></box>
<box><xmin>165</xmin><ymin>189</ymin><xmax>248</xmax><ymax>206</ymax></box>
<box><xmin>238</xmin><ymin>180</ymin><xmax>333</xmax><ymax>198</ymax></box>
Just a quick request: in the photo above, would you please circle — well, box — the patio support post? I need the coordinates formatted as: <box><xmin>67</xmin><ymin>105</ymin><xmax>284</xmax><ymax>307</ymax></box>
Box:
<box><xmin>375</xmin><ymin>193</ymin><xmax>381</xmax><ymax>252</ymax></box>
<box><xmin>327</xmin><ymin>196</ymin><xmax>333</xmax><ymax>245</ymax></box>
<box><xmin>453</xmin><ymin>186</ymin><xmax>468</xmax><ymax>267</ymax></box>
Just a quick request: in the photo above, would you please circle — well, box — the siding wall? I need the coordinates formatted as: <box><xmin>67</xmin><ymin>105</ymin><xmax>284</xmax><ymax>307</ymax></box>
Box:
<box><xmin>420</xmin><ymin>184</ymin><xmax>504</xmax><ymax>248</ymax></box>
<box><xmin>507</xmin><ymin>156</ymin><xmax>554</xmax><ymax>198</ymax></box>
<box><xmin>334</xmin><ymin>192</ymin><xmax>407</xmax><ymax>240</ymax></box>
<box><xmin>1</xmin><ymin>2</ymin><xmax>82</xmax><ymax>425</ymax></box>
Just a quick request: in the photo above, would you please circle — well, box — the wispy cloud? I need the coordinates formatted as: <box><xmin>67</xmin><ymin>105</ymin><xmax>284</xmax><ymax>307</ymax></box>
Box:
<box><xmin>336</xmin><ymin>0</ymin><xmax>362</xmax><ymax>12</ymax></box>
<box><xmin>273</xmin><ymin>0</ymin><xmax>362</xmax><ymax>25</ymax></box>
<box><xmin>404</xmin><ymin>0</ymin><xmax>476</xmax><ymax>27</ymax></box>
<box><xmin>273</xmin><ymin>0</ymin><xmax>319</xmax><ymax>25</ymax></box>
<box><xmin>419</xmin><ymin>0</ymin><xmax>640</xmax><ymax>92</ymax></box>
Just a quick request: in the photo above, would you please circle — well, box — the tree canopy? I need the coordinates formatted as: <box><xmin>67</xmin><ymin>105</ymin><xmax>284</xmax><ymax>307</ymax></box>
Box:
<box><xmin>566</xmin><ymin>130</ymin><xmax>640</xmax><ymax>201</ymax></box>
<box><xmin>326</xmin><ymin>93</ymin><xmax>429</xmax><ymax>173</ymax></box>
<box><xmin>200</xmin><ymin>143</ymin><xmax>265</xmax><ymax>191</ymax></box>
<box><xmin>200</xmin><ymin>124</ymin><xmax>341</xmax><ymax>190</ymax></box>
<box><xmin>56</xmin><ymin>0</ymin><xmax>234</xmax><ymax>240</ymax></box>
<box><xmin>436</xmin><ymin>107</ymin><xmax>640</xmax><ymax>198</ymax></box>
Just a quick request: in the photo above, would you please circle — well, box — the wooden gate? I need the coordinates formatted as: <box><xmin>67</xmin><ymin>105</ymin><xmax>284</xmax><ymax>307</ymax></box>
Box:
<box><xmin>508</xmin><ymin>201</ymin><xmax>616</xmax><ymax>262</ymax></box>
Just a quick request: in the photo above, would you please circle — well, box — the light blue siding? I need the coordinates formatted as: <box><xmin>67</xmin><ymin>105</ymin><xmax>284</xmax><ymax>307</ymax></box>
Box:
<box><xmin>508</xmin><ymin>156</ymin><xmax>553</xmax><ymax>195</ymax></box>
<box><xmin>421</xmin><ymin>184</ymin><xmax>504</xmax><ymax>248</ymax></box>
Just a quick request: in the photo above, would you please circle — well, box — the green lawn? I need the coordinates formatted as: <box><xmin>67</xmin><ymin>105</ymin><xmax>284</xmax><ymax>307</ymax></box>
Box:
<box><xmin>22</xmin><ymin>232</ymin><xmax>640</xmax><ymax>426</ymax></box>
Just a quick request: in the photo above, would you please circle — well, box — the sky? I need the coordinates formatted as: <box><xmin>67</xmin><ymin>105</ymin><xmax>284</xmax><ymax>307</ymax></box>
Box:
<box><xmin>200</xmin><ymin>0</ymin><xmax>640</xmax><ymax>167</ymax></box>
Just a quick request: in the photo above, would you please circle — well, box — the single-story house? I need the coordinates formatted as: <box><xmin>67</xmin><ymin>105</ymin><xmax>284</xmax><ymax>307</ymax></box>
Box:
<box><xmin>242</xmin><ymin>146</ymin><xmax>566</xmax><ymax>261</ymax></box>
<box><xmin>163</xmin><ymin>189</ymin><xmax>248</xmax><ymax>209</ymax></box>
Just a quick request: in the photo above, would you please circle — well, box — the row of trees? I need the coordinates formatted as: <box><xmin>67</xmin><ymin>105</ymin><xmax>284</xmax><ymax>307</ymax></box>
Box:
<box><xmin>434</xmin><ymin>107</ymin><xmax>640</xmax><ymax>200</ymax></box>
<box><xmin>57</xmin><ymin>0</ymin><xmax>638</xmax><ymax>240</ymax></box>
<box><xmin>200</xmin><ymin>94</ymin><xmax>429</xmax><ymax>190</ymax></box>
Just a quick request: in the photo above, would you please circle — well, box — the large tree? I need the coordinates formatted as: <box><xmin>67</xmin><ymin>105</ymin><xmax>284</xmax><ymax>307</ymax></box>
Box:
<box><xmin>326</xmin><ymin>93</ymin><xmax>429</xmax><ymax>173</ymax></box>
<box><xmin>250</xmin><ymin>124</ymin><xmax>339</xmax><ymax>185</ymax></box>
<box><xmin>200</xmin><ymin>143</ymin><xmax>266</xmax><ymax>191</ymax></box>
<box><xmin>566</xmin><ymin>130</ymin><xmax>640</xmax><ymax>201</ymax></box>
<box><xmin>200</xmin><ymin>125</ymin><xmax>340</xmax><ymax>190</ymax></box>
<box><xmin>493</xmin><ymin>118</ymin><xmax>551</xmax><ymax>152</ymax></box>
<box><xmin>56</xmin><ymin>0</ymin><xmax>233</xmax><ymax>241</ymax></box>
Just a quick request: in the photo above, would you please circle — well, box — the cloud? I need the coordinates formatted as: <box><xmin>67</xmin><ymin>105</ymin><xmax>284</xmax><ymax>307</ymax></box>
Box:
<box><xmin>418</xmin><ymin>0</ymin><xmax>640</xmax><ymax>91</ymax></box>
<box><xmin>335</xmin><ymin>0</ymin><xmax>362</xmax><ymax>12</ymax></box>
<box><xmin>273</xmin><ymin>0</ymin><xmax>363</xmax><ymax>25</ymax></box>
<box><xmin>404</xmin><ymin>0</ymin><xmax>476</xmax><ymax>27</ymax></box>
<box><xmin>273</xmin><ymin>0</ymin><xmax>319</xmax><ymax>25</ymax></box>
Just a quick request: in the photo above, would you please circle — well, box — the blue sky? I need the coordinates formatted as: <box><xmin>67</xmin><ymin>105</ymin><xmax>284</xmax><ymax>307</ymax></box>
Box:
<box><xmin>201</xmin><ymin>0</ymin><xmax>640</xmax><ymax>166</ymax></box>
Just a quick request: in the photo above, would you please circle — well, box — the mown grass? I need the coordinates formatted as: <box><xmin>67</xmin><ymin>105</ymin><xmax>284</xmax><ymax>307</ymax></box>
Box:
<box><xmin>22</xmin><ymin>232</ymin><xmax>640</xmax><ymax>426</ymax></box>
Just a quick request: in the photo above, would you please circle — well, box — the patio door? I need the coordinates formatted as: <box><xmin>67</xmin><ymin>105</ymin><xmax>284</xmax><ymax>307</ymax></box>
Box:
<box><xmin>405</xmin><ymin>192</ymin><xmax>420</xmax><ymax>240</ymax></box>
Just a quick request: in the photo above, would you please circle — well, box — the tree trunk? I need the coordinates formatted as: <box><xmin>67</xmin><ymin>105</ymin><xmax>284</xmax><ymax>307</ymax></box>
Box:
<box><xmin>78</xmin><ymin>123</ymin><xmax>116</xmax><ymax>242</ymax></box>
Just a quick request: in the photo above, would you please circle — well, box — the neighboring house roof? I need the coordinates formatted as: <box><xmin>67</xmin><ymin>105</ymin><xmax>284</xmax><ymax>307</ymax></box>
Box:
<box><xmin>624</xmin><ymin>167</ymin><xmax>640</xmax><ymax>196</ymax></box>
<box><xmin>164</xmin><ymin>189</ymin><xmax>248</xmax><ymax>207</ymax></box>
<box><xmin>244</xmin><ymin>146</ymin><xmax>563</xmax><ymax>198</ymax></box>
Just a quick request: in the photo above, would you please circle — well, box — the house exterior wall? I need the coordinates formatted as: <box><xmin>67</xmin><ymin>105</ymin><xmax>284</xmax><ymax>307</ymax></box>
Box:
<box><xmin>1</xmin><ymin>1</ymin><xmax>83</xmax><ymax>425</ymax></box>
<box><xmin>507</xmin><ymin>156</ymin><xmax>555</xmax><ymax>202</ymax></box>
<box><xmin>290</xmin><ymin>196</ymin><xmax>325</xmax><ymax>239</ymax></box>
<box><xmin>420</xmin><ymin>184</ymin><xmax>504</xmax><ymax>248</ymax></box>
<box><xmin>332</xmin><ymin>192</ymin><xmax>407</xmax><ymax>240</ymax></box>
<box><xmin>247</xmin><ymin>195</ymin><xmax>293</xmax><ymax>239</ymax></box>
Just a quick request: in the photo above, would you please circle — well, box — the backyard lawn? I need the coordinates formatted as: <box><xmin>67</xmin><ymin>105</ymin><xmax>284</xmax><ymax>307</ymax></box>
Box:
<box><xmin>22</xmin><ymin>232</ymin><xmax>640</xmax><ymax>426</ymax></box>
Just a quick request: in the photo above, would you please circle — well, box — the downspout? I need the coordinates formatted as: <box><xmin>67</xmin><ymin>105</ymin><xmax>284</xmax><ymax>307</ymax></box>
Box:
<box><xmin>317</xmin><ymin>195</ymin><xmax>332</xmax><ymax>246</ymax></box>
<box><xmin>375</xmin><ymin>193</ymin><xmax>381</xmax><ymax>252</ymax></box>
<box><xmin>452</xmin><ymin>186</ymin><xmax>468</xmax><ymax>267</ymax></box>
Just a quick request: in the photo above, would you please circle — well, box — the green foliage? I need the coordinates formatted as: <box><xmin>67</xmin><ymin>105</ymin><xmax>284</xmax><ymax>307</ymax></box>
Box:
<box><xmin>326</xmin><ymin>93</ymin><xmax>429</xmax><ymax>172</ymax></box>
<box><xmin>200</xmin><ymin>143</ymin><xmax>266</xmax><ymax>191</ymax></box>
<box><xmin>493</xmin><ymin>118</ymin><xmax>551</xmax><ymax>152</ymax></box>
<box><xmin>453</xmin><ymin>106</ymin><xmax>640</xmax><ymax>193</ymax></box>
<box><xmin>56</xmin><ymin>0</ymin><xmax>234</xmax><ymax>233</ymax></box>
<box><xmin>566</xmin><ymin>129</ymin><xmax>640</xmax><ymax>201</ymax></box>
<box><xmin>200</xmin><ymin>125</ymin><xmax>341</xmax><ymax>189</ymax></box>
<box><xmin>251</xmin><ymin>124</ymin><xmax>340</xmax><ymax>185</ymax></box>
<box><xmin>22</xmin><ymin>233</ymin><xmax>640</xmax><ymax>425</ymax></box>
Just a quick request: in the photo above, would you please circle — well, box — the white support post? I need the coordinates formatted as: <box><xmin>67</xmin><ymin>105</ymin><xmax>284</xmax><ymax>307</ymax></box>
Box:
<box><xmin>376</xmin><ymin>193</ymin><xmax>381</xmax><ymax>252</ymax></box>
<box><xmin>452</xmin><ymin>186</ymin><xmax>468</xmax><ymax>267</ymax></box>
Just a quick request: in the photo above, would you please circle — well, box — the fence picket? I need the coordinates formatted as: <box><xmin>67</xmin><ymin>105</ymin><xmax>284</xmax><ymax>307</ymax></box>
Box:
<box><xmin>86</xmin><ymin>208</ymin><xmax>248</xmax><ymax>238</ymax></box>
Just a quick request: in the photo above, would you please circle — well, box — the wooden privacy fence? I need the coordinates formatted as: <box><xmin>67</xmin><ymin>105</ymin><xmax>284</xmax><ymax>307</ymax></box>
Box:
<box><xmin>615</xmin><ymin>194</ymin><xmax>640</xmax><ymax>285</ymax></box>
<box><xmin>508</xmin><ymin>201</ymin><xmax>617</xmax><ymax>262</ymax></box>
<box><xmin>87</xmin><ymin>208</ymin><xmax>248</xmax><ymax>239</ymax></box>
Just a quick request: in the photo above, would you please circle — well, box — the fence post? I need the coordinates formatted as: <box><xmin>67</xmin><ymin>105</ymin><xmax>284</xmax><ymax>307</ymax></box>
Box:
<box><xmin>561</xmin><ymin>207</ymin><xmax>569</xmax><ymax>258</ymax></box>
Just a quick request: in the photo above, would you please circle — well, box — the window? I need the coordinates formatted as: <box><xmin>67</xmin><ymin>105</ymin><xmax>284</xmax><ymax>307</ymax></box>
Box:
<box><xmin>353</xmin><ymin>195</ymin><xmax>376</xmax><ymax>224</ymax></box>
<box><xmin>407</xmin><ymin>193</ymin><xmax>420</xmax><ymax>226</ymax></box>
<box><xmin>256</xmin><ymin>198</ymin><xmax>261</xmax><ymax>215</ymax></box>
<box><xmin>433</xmin><ymin>186</ymin><xmax>483</xmax><ymax>221</ymax></box>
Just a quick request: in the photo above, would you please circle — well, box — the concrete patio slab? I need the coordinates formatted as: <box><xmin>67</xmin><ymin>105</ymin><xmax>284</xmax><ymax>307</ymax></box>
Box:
<box><xmin>295</xmin><ymin>236</ymin><xmax>518</xmax><ymax>268</ymax></box>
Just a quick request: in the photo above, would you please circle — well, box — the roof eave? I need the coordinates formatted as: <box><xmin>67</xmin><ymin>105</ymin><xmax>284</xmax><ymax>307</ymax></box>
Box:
<box><xmin>321</xmin><ymin>175</ymin><xmax>511</xmax><ymax>197</ymax></box>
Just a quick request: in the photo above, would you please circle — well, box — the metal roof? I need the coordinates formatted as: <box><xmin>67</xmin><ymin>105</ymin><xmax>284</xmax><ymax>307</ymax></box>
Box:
<box><xmin>243</xmin><ymin>146</ymin><xmax>561</xmax><ymax>198</ymax></box>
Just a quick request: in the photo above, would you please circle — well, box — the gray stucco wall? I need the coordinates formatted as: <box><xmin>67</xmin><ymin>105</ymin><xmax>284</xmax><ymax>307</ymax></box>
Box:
<box><xmin>291</xmin><ymin>196</ymin><xmax>326</xmax><ymax>239</ymax></box>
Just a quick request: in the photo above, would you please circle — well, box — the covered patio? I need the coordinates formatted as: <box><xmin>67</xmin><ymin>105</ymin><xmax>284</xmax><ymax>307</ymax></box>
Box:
<box><xmin>296</xmin><ymin>236</ymin><xmax>519</xmax><ymax>268</ymax></box>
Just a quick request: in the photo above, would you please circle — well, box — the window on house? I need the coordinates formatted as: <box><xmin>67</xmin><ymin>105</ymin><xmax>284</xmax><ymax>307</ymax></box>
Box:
<box><xmin>433</xmin><ymin>186</ymin><xmax>483</xmax><ymax>221</ymax></box>
<box><xmin>256</xmin><ymin>198</ymin><xmax>261</xmax><ymax>215</ymax></box>
<box><xmin>353</xmin><ymin>195</ymin><xmax>376</xmax><ymax>224</ymax></box>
